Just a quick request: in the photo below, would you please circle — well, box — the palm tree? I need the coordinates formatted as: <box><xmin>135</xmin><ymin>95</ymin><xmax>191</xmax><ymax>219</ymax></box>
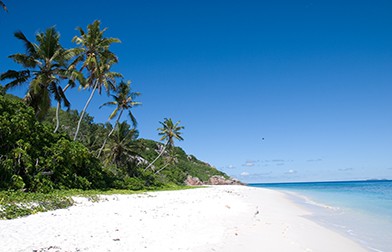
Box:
<box><xmin>103</xmin><ymin>122</ymin><xmax>140</xmax><ymax>167</ymax></box>
<box><xmin>54</xmin><ymin>67</ymin><xmax>84</xmax><ymax>132</ymax></box>
<box><xmin>72</xmin><ymin>20</ymin><xmax>122</xmax><ymax>140</ymax></box>
<box><xmin>97</xmin><ymin>80</ymin><xmax>141</xmax><ymax>157</ymax></box>
<box><xmin>0</xmin><ymin>27</ymin><xmax>71</xmax><ymax>120</ymax></box>
<box><xmin>144</xmin><ymin>118</ymin><xmax>184</xmax><ymax>171</ymax></box>
<box><xmin>155</xmin><ymin>149</ymin><xmax>179</xmax><ymax>174</ymax></box>
<box><xmin>0</xmin><ymin>1</ymin><xmax>7</xmax><ymax>12</ymax></box>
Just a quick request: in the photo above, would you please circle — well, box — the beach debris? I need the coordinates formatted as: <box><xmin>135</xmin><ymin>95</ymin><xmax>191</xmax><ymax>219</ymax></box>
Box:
<box><xmin>33</xmin><ymin>246</ymin><xmax>62</xmax><ymax>252</ymax></box>
<box><xmin>254</xmin><ymin>206</ymin><xmax>260</xmax><ymax>217</ymax></box>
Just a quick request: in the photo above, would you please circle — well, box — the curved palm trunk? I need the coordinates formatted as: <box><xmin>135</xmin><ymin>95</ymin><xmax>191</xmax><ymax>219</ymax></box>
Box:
<box><xmin>54</xmin><ymin>102</ymin><xmax>61</xmax><ymax>133</ymax></box>
<box><xmin>54</xmin><ymin>83</ymin><xmax>72</xmax><ymax>133</ymax></box>
<box><xmin>74</xmin><ymin>82</ymin><xmax>98</xmax><ymax>140</ymax></box>
<box><xmin>97</xmin><ymin>109</ymin><xmax>124</xmax><ymax>158</ymax></box>
<box><xmin>155</xmin><ymin>163</ymin><xmax>170</xmax><ymax>174</ymax></box>
<box><xmin>144</xmin><ymin>142</ymin><xmax>168</xmax><ymax>171</ymax></box>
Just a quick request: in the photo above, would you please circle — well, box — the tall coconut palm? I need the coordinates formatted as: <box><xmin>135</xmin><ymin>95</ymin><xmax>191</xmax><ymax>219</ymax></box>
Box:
<box><xmin>72</xmin><ymin>20</ymin><xmax>122</xmax><ymax>140</ymax></box>
<box><xmin>144</xmin><ymin>118</ymin><xmax>184</xmax><ymax>171</ymax></box>
<box><xmin>97</xmin><ymin>80</ymin><xmax>141</xmax><ymax>157</ymax></box>
<box><xmin>103</xmin><ymin>121</ymin><xmax>140</xmax><ymax>167</ymax></box>
<box><xmin>0</xmin><ymin>27</ymin><xmax>71</xmax><ymax>120</ymax></box>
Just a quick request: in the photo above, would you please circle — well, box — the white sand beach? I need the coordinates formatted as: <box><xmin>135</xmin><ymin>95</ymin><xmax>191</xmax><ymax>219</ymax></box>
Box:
<box><xmin>0</xmin><ymin>186</ymin><xmax>367</xmax><ymax>252</ymax></box>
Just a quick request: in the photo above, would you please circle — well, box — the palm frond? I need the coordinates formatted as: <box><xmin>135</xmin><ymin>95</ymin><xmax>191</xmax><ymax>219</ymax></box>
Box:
<box><xmin>58</xmin><ymin>85</ymin><xmax>71</xmax><ymax>108</ymax></box>
<box><xmin>108</xmin><ymin>107</ymin><xmax>119</xmax><ymax>120</ymax></box>
<box><xmin>49</xmin><ymin>81</ymin><xmax>60</xmax><ymax>102</ymax></box>
<box><xmin>14</xmin><ymin>31</ymin><xmax>37</xmax><ymax>57</ymax></box>
<box><xmin>128</xmin><ymin>111</ymin><xmax>138</xmax><ymax>128</ymax></box>
<box><xmin>99</xmin><ymin>101</ymin><xmax>116</xmax><ymax>109</ymax></box>
<box><xmin>1</xmin><ymin>70</ymin><xmax>31</xmax><ymax>89</ymax></box>
<box><xmin>100</xmin><ymin>37</ymin><xmax>121</xmax><ymax>47</ymax></box>
<box><xmin>69</xmin><ymin>69</ymin><xmax>85</xmax><ymax>85</ymax></box>
<box><xmin>9</xmin><ymin>54</ymin><xmax>37</xmax><ymax>68</ymax></box>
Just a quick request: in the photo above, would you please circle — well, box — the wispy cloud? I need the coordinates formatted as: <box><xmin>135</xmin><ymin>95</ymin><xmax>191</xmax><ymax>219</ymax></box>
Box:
<box><xmin>237</xmin><ymin>171</ymin><xmax>272</xmax><ymax>179</ymax></box>
<box><xmin>261</xmin><ymin>159</ymin><xmax>291</xmax><ymax>163</ymax></box>
<box><xmin>338</xmin><ymin>167</ymin><xmax>354</xmax><ymax>172</ymax></box>
<box><xmin>307</xmin><ymin>158</ymin><xmax>323</xmax><ymax>162</ymax></box>
<box><xmin>242</xmin><ymin>160</ymin><xmax>259</xmax><ymax>167</ymax></box>
<box><xmin>258</xmin><ymin>159</ymin><xmax>293</xmax><ymax>167</ymax></box>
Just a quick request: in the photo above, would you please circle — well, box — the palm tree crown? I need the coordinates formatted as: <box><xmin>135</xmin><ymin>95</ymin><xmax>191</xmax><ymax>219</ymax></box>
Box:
<box><xmin>101</xmin><ymin>80</ymin><xmax>141</xmax><ymax>126</ymax></box>
<box><xmin>0</xmin><ymin>27</ymin><xmax>71</xmax><ymax>119</ymax></box>
<box><xmin>158</xmin><ymin>118</ymin><xmax>184</xmax><ymax>148</ymax></box>
<box><xmin>72</xmin><ymin>20</ymin><xmax>121</xmax><ymax>92</ymax></box>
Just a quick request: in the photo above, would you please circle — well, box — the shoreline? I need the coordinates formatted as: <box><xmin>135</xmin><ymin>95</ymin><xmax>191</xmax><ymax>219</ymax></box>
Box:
<box><xmin>0</xmin><ymin>185</ymin><xmax>367</xmax><ymax>252</ymax></box>
<box><xmin>276</xmin><ymin>188</ymin><xmax>391</xmax><ymax>252</ymax></box>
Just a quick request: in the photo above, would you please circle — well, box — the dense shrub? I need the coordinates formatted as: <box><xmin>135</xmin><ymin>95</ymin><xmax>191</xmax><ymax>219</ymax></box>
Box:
<box><xmin>0</xmin><ymin>94</ymin><xmax>106</xmax><ymax>192</ymax></box>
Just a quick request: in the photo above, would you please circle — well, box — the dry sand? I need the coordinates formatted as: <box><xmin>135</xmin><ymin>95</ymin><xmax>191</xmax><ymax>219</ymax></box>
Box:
<box><xmin>0</xmin><ymin>186</ymin><xmax>367</xmax><ymax>252</ymax></box>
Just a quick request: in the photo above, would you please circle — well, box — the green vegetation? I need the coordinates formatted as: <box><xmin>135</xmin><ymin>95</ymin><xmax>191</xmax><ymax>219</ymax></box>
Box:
<box><xmin>0</xmin><ymin>20</ymin><xmax>231</xmax><ymax>219</ymax></box>
<box><xmin>0</xmin><ymin>185</ymin><xmax>194</xmax><ymax>219</ymax></box>
<box><xmin>0</xmin><ymin>94</ymin><xmax>104</xmax><ymax>192</ymax></box>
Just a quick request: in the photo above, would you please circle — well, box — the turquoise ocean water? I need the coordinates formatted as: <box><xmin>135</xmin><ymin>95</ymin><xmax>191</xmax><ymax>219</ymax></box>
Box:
<box><xmin>250</xmin><ymin>180</ymin><xmax>392</xmax><ymax>252</ymax></box>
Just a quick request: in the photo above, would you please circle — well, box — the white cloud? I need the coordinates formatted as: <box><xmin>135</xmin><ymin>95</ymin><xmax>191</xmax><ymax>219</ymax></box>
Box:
<box><xmin>240</xmin><ymin>172</ymin><xmax>250</xmax><ymax>176</ymax></box>
<box><xmin>285</xmin><ymin>169</ymin><xmax>297</xmax><ymax>174</ymax></box>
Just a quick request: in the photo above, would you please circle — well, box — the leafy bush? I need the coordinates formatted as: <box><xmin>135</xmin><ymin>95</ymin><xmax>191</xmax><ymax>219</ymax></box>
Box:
<box><xmin>0</xmin><ymin>94</ymin><xmax>106</xmax><ymax>192</ymax></box>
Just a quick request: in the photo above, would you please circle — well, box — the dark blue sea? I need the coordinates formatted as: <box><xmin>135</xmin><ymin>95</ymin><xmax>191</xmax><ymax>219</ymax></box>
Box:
<box><xmin>250</xmin><ymin>180</ymin><xmax>392</xmax><ymax>252</ymax></box>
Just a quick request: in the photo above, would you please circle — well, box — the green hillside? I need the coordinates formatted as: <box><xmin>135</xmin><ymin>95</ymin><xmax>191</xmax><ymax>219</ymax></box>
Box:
<box><xmin>0</xmin><ymin>92</ymin><xmax>229</xmax><ymax>193</ymax></box>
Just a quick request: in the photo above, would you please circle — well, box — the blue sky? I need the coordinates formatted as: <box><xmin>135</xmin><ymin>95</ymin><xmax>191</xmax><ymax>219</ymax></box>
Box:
<box><xmin>1</xmin><ymin>0</ymin><xmax>391</xmax><ymax>183</ymax></box>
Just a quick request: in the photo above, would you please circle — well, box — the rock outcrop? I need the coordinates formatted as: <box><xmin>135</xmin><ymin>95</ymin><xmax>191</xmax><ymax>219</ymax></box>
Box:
<box><xmin>207</xmin><ymin>175</ymin><xmax>243</xmax><ymax>185</ymax></box>
<box><xmin>185</xmin><ymin>175</ymin><xmax>244</xmax><ymax>186</ymax></box>
<box><xmin>185</xmin><ymin>175</ymin><xmax>204</xmax><ymax>186</ymax></box>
